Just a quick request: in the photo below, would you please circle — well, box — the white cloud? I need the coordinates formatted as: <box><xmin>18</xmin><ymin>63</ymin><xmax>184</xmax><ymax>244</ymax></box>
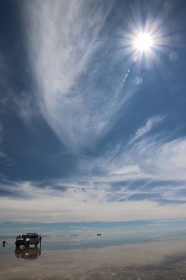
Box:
<box><xmin>130</xmin><ymin>115</ymin><xmax>164</xmax><ymax>143</ymax></box>
<box><xmin>112</xmin><ymin>165</ymin><xmax>140</xmax><ymax>175</ymax></box>
<box><xmin>23</xmin><ymin>0</ymin><xmax>119</xmax><ymax>153</ymax></box>
<box><xmin>140</xmin><ymin>137</ymin><xmax>186</xmax><ymax>180</ymax></box>
<box><xmin>13</xmin><ymin>91</ymin><xmax>39</xmax><ymax>124</ymax></box>
<box><xmin>106</xmin><ymin>135</ymin><xmax>186</xmax><ymax>182</ymax></box>
<box><xmin>1</xmin><ymin>189</ymin><xmax>186</xmax><ymax>223</ymax></box>
<box><xmin>1</xmin><ymin>179</ymin><xmax>186</xmax><ymax>223</ymax></box>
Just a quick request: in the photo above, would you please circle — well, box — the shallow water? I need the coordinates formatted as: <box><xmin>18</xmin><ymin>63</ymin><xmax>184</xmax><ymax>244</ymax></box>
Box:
<box><xmin>1</xmin><ymin>236</ymin><xmax>186</xmax><ymax>279</ymax></box>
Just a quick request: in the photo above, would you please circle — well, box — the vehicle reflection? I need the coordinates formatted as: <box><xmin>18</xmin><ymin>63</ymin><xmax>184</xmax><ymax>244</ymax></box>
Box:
<box><xmin>14</xmin><ymin>246</ymin><xmax>41</xmax><ymax>260</ymax></box>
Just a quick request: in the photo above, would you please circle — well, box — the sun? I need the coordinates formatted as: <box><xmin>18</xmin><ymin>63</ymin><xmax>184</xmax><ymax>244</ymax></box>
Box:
<box><xmin>134</xmin><ymin>32</ymin><xmax>153</xmax><ymax>52</ymax></box>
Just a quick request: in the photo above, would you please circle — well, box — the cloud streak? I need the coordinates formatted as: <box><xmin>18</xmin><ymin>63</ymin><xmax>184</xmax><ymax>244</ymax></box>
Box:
<box><xmin>131</xmin><ymin>115</ymin><xmax>165</xmax><ymax>143</ymax></box>
<box><xmin>106</xmin><ymin>134</ymin><xmax>186</xmax><ymax>182</ymax></box>
<box><xmin>23</xmin><ymin>0</ymin><xmax>121</xmax><ymax>153</ymax></box>
<box><xmin>0</xmin><ymin>175</ymin><xmax>186</xmax><ymax>223</ymax></box>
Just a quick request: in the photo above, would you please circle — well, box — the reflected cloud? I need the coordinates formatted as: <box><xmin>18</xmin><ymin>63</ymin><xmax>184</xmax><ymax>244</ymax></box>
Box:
<box><xmin>1</xmin><ymin>238</ymin><xmax>186</xmax><ymax>279</ymax></box>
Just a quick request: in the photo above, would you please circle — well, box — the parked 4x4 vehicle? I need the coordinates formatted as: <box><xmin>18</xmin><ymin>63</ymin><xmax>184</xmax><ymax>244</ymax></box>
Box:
<box><xmin>15</xmin><ymin>233</ymin><xmax>41</xmax><ymax>248</ymax></box>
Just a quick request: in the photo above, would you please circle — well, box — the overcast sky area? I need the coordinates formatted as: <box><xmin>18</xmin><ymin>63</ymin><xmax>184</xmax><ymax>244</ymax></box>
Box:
<box><xmin>0</xmin><ymin>0</ymin><xmax>186</xmax><ymax>234</ymax></box>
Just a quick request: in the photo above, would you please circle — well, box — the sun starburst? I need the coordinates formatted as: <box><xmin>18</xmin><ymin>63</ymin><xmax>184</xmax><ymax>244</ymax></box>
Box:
<box><xmin>134</xmin><ymin>32</ymin><xmax>153</xmax><ymax>52</ymax></box>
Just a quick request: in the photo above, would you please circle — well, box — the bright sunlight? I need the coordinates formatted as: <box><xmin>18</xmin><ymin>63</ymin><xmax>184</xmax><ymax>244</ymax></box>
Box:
<box><xmin>134</xmin><ymin>32</ymin><xmax>153</xmax><ymax>51</ymax></box>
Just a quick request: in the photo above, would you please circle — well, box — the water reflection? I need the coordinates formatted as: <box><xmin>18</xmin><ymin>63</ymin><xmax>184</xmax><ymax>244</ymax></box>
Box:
<box><xmin>1</xmin><ymin>237</ymin><xmax>186</xmax><ymax>279</ymax></box>
<box><xmin>14</xmin><ymin>246</ymin><xmax>41</xmax><ymax>260</ymax></box>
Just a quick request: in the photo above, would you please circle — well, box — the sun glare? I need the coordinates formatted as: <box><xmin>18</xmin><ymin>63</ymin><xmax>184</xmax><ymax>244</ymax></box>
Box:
<box><xmin>134</xmin><ymin>33</ymin><xmax>153</xmax><ymax>52</ymax></box>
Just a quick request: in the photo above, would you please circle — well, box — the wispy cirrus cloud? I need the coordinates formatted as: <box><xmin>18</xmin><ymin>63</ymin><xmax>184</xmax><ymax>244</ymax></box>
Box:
<box><xmin>0</xmin><ymin>113</ymin><xmax>185</xmax><ymax>220</ymax></box>
<box><xmin>130</xmin><ymin>115</ymin><xmax>165</xmax><ymax>143</ymax></box>
<box><xmin>10</xmin><ymin>118</ymin><xmax>184</xmax><ymax>223</ymax></box>
<box><xmin>0</xmin><ymin>175</ymin><xmax>186</xmax><ymax>223</ymax></box>
<box><xmin>105</xmin><ymin>133</ymin><xmax>186</xmax><ymax>182</ymax></box>
<box><xmin>23</xmin><ymin>0</ymin><xmax>120</xmax><ymax>153</ymax></box>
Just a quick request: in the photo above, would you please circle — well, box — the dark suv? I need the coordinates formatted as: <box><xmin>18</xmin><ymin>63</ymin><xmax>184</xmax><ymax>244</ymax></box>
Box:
<box><xmin>15</xmin><ymin>233</ymin><xmax>41</xmax><ymax>248</ymax></box>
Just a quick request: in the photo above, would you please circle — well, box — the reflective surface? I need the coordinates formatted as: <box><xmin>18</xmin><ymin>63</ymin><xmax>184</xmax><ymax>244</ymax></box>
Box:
<box><xmin>14</xmin><ymin>246</ymin><xmax>41</xmax><ymax>260</ymax></box>
<box><xmin>1</xmin><ymin>237</ymin><xmax>186</xmax><ymax>279</ymax></box>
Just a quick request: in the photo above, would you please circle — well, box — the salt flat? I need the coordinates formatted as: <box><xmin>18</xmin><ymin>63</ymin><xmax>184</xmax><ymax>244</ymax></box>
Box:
<box><xmin>1</xmin><ymin>238</ymin><xmax>186</xmax><ymax>279</ymax></box>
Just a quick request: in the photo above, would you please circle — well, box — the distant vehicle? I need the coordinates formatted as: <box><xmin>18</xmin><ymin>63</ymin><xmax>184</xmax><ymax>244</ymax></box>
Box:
<box><xmin>15</xmin><ymin>233</ymin><xmax>41</xmax><ymax>248</ymax></box>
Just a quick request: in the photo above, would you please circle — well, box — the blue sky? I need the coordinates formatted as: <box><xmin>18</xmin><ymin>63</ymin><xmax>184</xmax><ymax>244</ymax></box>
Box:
<box><xmin>0</xmin><ymin>0</ymin><xmax>186</xmax><ymax>228</ymax></box>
